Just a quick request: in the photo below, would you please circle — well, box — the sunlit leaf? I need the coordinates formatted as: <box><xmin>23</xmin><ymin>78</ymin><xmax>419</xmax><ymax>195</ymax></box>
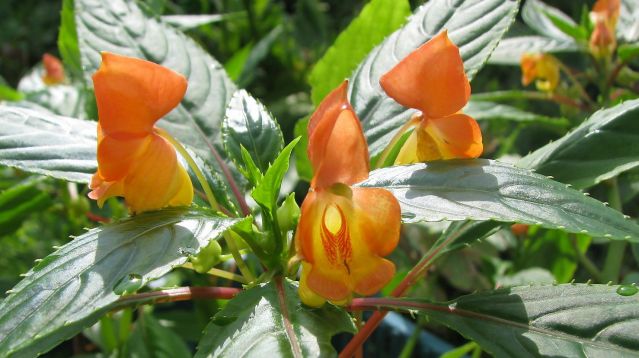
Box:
<box><xmin>519</xmin><ymin>99</ymin><xmax>639</xmax><ymax>189</ymax></box>
<box><xmin>308</xmin><ymin>0</ymin><xmax>410</xmax><ymax>105</ymax></box>
<box><xmin>0</xmin><ymin>208</ymin><xmax>242</xmax><ymax>357</ymax></box>
<box><xmin>521</xmin><ymin>0</ymin><xmax>578</xmax><ymax>41</ymax></box>
<box><xmin>358</xmin><ymin>159</ymin><xmax>639</xmax><ymax>240</ymax></box>
<box><xmin>361</xmin><ymin>284</ymin><xmax>639</xmax><ymax>357</ymax></box>
<box><xmin>195</xmin><ymin>278</ymin><xmax>355</xmax><ymax>357</ymax></box>
<box><xmin>0</xmin><ymin>106</ymin><xmax>96</xmax><ymax>183</ymax></box>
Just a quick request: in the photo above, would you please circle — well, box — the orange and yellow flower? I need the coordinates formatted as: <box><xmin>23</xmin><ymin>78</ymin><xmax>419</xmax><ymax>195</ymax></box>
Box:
<box><xmin>42</xmin><ymin>54</ymin><xmax>65</xmax><ymax>85</ymax></box>
<box><xmin>520</xmin><ymin>53</ymin><xmax>561</xmax><ymax>92</ymax></box>
<box><xmin>589</xmin><ymin>0</ymin><xmax>620</xmax><ymax>58</ymax></box>
<box><xmin>296</xmin><ymin>81</ymin><xmax>401</xmax><ymax>307</ymax></box>
<box><xmin>88</xmin><ymin>52</ymin><xmax>193</xmax><ymax>214</ymax></box>
<box><xmin>379</xmin><ymin>31</ymin><xmax>482</xmax><ymax>165</ymax></box>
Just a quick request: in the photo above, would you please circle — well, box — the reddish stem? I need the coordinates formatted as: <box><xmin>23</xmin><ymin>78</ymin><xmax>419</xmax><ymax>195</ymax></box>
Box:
<box><xmin>209</xmin><ymin>143</ymin><xmax>252</xmax><ymax>216</ymax></box>
<box><xmin>86</xmin><ymin>212</ymin><xmax>110</xmax><ymax>223</ymax></box>
<box><xmin>115</xmin><ymin>286</ymin><xmax>240</xmax><ymax>308</ymax></box>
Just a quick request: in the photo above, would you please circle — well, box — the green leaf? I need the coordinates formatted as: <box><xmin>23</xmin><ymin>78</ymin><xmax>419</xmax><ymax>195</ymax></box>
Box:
<box><xmin>357</xmin><ymin>159</ymin><xmax>639</xmax><ymax>240</ymax></box>
<box><xmin>252</xmin><ymin>137</ymin><xmax>300</xmax><ymax>212</ymax></box>
<box><xmin>521</xmin><ymin>0</ymin><xmax>578</xmax><ymax>41</ymax></box>
<box><xmin>124</xmin><ymin>311</ymin><xmax>191</xmax><ymax>358</ymax></box>
<box><xmin>0</xmin><ymin>208</ymin><xmax>241</xmax><ymax>357</ymax></box>
<box><xmin>74</xmin><ymin>0</ymin><xmax>236</xmax><ymax>164</ymax></box>
<box><xmin>369</xmin><ymin>284</ymin><xmax>639</xmax><ymax>357</ymax></box>
<box><xmin>0</xmin><ymin>178</ymin><xmax>53</xmax><ymax>236</ymax></box>
<box><xmin>235</xmin><ymin>26</ymin><xmax>283</xmax><ymax>88</ymax></box>
<box><xmin>308</xmin><ymin>0</ymin><xmax>410</xmax><ymax>105</ymax></box>
<box><xmin>618</xmin><ymin>43</ymin><xmax>639</xmax><ymax>62</ymax></box>
<box><xmin>488</xmin><ymin>36</ymin><xmax>578</xmax><ymax>65</ymax></box>
<box><xmin>58</xmin><ymin>0</ymin><xmax>82</xmax><ymax>77</ymax></box>
<box><xmin>195</xmin><ymin>278</ymin><xmax>355</xmax><ymax>357</ymax></box>
<box><xmin>518</xmin><ymin>230</ymin><xmax>591</xmax><ymax>283</ymax></box>
<box><xmin>222</xmin><ymin>90</ymin><xmax>284</xmax><ymax>173</ymax></box>
<box><xmin>349</xmin><ymin>0</ymin><xmax>520</xmax><ymax>157</ymax></box>
<box><xmin>162</xmin><ymin>13</ymin><xmax>243</xmax><ymax>31</ymax></box>
<box><xmin>0</xmin><ymin>106</ymin><xmax>96</xmax><ymax>183</ymax></box>
<box><xmin>0</xmin><ymin>85</ymin><xmax>24</xmax><ymax>102</ymax></box>
<box><xmin>434</xmin><ymin>220</ymin><xmax>503</xmax><ymax>258</ymax></box>
<box><xmin>465</xmin><ymin>100</ymin><xmax>570</xmax><ymax>128</ymax></box>
<box><xmin>519</xmin><ymin>99</ymin><xmax>639</xmax><ymax>189</ymax></box>
<box><xmin>619</xmin><ymin>0</ymin><xmax>639</xmax><ymax>43</ymax></box>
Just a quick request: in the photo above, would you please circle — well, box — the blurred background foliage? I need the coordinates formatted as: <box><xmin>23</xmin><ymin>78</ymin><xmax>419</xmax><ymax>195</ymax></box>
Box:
<box><xmin>1</xmin><ymin>0</ymin><xmax>638</xmax><ymax>356</ymax></box>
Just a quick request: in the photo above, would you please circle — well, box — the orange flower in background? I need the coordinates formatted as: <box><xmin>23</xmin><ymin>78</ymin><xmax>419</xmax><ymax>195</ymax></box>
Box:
<box><xmin>520</xmin><ymin>53</ymin><xmax>560</xmax><ymax>92</ymax></box>
<box><xmin>88</xmin><ymin>52</ymin><xmax>193</xmax><ymax>214</ymax></box>
<box><xmin>296</xmin><ymin>81</ymin><xmax>401</xmax><ymax>307</ymax></box>
<box><xmin>42</xmin><ymin>54</ymin><xmax>65</xmax><ymax>85</ymax></box>
<box><xmin>589</xmin><ymin>0</ymin><xmax>620</xmax><ymax>58</ymax></box>
<box><xmin>379</xmin><ymin>31</ymin><xmax>482</xmax><ymax>165</ymax></box>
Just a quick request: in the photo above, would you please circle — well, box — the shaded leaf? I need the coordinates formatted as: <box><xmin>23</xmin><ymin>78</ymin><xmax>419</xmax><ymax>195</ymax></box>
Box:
<box><xmin>0</xmin><ymin>106</ymin><xmax>96</xmax><ymax>183</ymax></box>
<box><xmin>222</xmin><ymin>90</ymin><xmax>284</xmax><ymax>173</ymax></box>
<box><xmin>349</xmin><ymin>0</ymin><xmax>519</xmax><ymax>156</ymax></box>
<box><xmin>0</xmin><ymin>208</ymin><xmax>242</xmax><ymax>357</ymax></box>
<box><xmin>362</xmin><ymin>284</ymin><xmax>639</xmax><ymax>357</ymax></box>
<box><xmin>58</xmin><ymin>0</ymin><xmax>83</xmax><ymax>77</ymax></box>
<box><xmin>519</xmin><ymin>99</ymin><xmax>639</xmax><ymax>189</ymax></box>
<box><xmin>124</xmin><ymin>311</ymin><xmax>191</xmax><ymax>358</ymax></box>
<box><xmin>521</xmin><ymin>0</ymin><xmax>578</xmax><ymax>41</ymax></box>
<box><xmin>195</xmin><ymin>278</ymin><xmax>355</xmax><ymax>357</ymax></box>
<box><xmin>0</xmin><ymin>178</ymin><xmax>53</xmax><ymax>236</ymax></box>
<box><xmin>466</xmin><ymin>100</ymin><xmax>569</xmax><ymax>128</ymax></box>
<box><xmin>308</xmin><ymin>0</ymin><xmax>410</xmax><ymax>105</ymax></box>
<box><xmin>162</xmin><ymin>13</ymin><xmax>243</xmax><ymax>31</ymax></box>
<box><xmin>358</xmin><ymin>159</ymin><xmax>639</xmax><ymax>240</ymax></box>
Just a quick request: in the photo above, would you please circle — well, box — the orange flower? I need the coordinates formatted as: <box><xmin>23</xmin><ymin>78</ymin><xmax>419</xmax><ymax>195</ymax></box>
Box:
<box><xmin>379</xmin><ymin>31</ymin><xmax>482</xmax><ymax>165</ymax></box>
<box><xmin>520</xmin><ymin>53</ymin><xmax>561</xmax><ymax>92</ymax></box>
<box><xmin>296</xmin><ymin>81</ymin><xmax>401</xmax><ymax>307</ymax></box>
<box><xmin>88</xmin><ymin>52</ymin><xmax>193</xmax><ymax>214</ymax></box>
<box><xmin>589</xmin><ymin>0</ymin><xmax>620</xmax><ymax>58</ymax></box>
<box><xmin>42</xmin><ymin>54</ymin><xmax>65</xmax><ymax>85</ymax></box>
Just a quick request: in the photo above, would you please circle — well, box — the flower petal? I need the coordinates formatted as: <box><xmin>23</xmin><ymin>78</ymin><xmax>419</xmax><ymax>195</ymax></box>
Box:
<box><xmin>96</xmin><ymin>132</ymin><xmax>150</xmax><ymax>181</ymax></box>
<box><xmin>122</xmin><ymin>133</ymin><xmax>193</xmax><ymax>213</ymax></box>
<box><xmin>308</xmin><ymin>81</ymin><xmax>369</xmax><ymax>189</ymax></box>
<box><xmin>92</xmin><ymin>52</ymin><xmax>187</xmax><ymax>136</ymax></box>
<box><xmin>425</xmin><ymin>113</ymin><xmax>483</xmax><ymax>159</ymax></box>
<box><xmin>380</xmin><ymin>31</ymin><xmax>470</xmax><ymax>118</ymax></box>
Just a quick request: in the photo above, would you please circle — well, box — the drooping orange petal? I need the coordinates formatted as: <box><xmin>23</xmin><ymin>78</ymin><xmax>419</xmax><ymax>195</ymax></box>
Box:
<box><xmin>308</xmin><ymin>81</ymin><xmax>369</xmax><ymax>189</ymax></box>
<box><xmin>350</xmin><ymin>187</ymin><xmax>401</xmax><ymax>256</ymax></box>
<box><xmin>298</xmin><ymin>263</ymin><xmax>327</xmax><ymax>307</ymax></box>
<box><xmin>88</xmin><ymin>174</ymin><xmax>124</xmax><ymax>207</ymax></box>
<box><xmin>380</xmin><ymin>31</ymin><xmax>470</xmax><ymax>118</ymax></box>
<box><xmin>425</xmin><ymin>113</ymin><xmax>483</xmax><ymax>159</ymax></box>
<box><xmin>92</xmin><ymin>52</ymin><xmax>187</xmax><ymax>136</ymax></box>
<box><xmin>593</xmin><ymin>0</ymin><xmax>620</xmax><ymax>20</ymax></box>
<box><xmin>95</xmin><ymin>133</ymin><xmax>150</xmax><ymax>181</ymax></box>
<box><xmin>122</xmin><ymin>133</ymin><xmax>193</xmax><ymax>213</ymax></box>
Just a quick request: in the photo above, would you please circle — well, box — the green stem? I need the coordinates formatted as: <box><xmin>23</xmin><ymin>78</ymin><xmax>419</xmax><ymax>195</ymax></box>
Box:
<box><xmin>157</xmin><ymin>128</ymin><xmax>219</xmax><ymax>211</ymax></box>
<box><xmin>182</xmin><ymin>262</ymin><xmax>248</xmax><ymax>283</ymax></box>
<box><xmin>398</xmin><ymin>324</ymin><xmax>421</xmax><ymax>358</ymax></box>
<box><xmin>601</xmin><ymin>178</ymin><xmax>626</xmax><ymax>283</ymax></box>
<box><xmin>571</xmin><ymin>235</ymin><xmax>603</xmax><ymax>282</ymax></box>
<box><xmin>158</xmin><ymin>128</ymin><xmax>256</xmax><ymax>283</ymax></box>
<box><xmin>556</xmin><ymin>61</ymin><xmax>593</xmax><ymax>106</ymax></box>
